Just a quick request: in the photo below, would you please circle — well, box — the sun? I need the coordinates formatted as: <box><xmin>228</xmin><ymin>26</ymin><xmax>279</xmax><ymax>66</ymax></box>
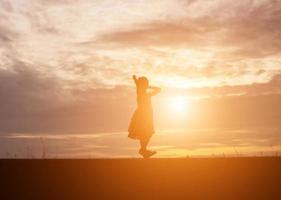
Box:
<box><xmin>169</xmin><ymin>96</ymin><xmax>189</xmax><ymax>114</ymax></box>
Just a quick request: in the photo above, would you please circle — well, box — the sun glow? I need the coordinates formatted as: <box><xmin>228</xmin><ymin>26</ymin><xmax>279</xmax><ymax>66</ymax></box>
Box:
<box><xmin>169</xmin><ymin>96</ymin><xmax>189</xmax><ymax>114</ymax></box>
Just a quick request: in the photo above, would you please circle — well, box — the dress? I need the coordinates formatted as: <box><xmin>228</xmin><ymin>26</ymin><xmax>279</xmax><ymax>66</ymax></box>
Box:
<box><xmin>128</xmin><ymin>91</ymin><xmax>154</xmax><ymax>140</ymax></box>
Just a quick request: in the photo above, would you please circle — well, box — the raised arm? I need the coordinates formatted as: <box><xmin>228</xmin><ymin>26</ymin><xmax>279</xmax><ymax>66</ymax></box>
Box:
<box><xmin>148</xmin><ymin>86</ymin><xmax>161</xmax><ymax>96</ymax></box>
<box><xmin>132</xmin><ymin>75</ymin><xmax>138</xmax><ymax>85</ymax></box>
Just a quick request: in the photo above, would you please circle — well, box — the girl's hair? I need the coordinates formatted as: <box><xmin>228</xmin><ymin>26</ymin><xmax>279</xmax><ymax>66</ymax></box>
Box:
<box><xmin>138</xmin><ymin>76</ymin><xmax>149</xmax><ymax>90</ymax></box>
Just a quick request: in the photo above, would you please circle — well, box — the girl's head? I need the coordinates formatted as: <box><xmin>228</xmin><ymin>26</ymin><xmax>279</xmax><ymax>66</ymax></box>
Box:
<box><xmin>138</xmin><ymin>76</ymin><xmax>149</xmax><ymax>90</ymax></box>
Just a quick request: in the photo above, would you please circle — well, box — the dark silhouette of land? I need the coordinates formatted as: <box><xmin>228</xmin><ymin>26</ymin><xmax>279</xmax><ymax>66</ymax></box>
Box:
<box><xmin>1</xmin><ymin>157</ymin><xmax>281</xmax><ymax>200</ymax></box>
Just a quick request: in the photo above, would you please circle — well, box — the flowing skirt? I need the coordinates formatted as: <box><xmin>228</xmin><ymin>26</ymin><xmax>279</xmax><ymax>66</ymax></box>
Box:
<box><xmin>128</xmin><ymin>107</ymin><xmax>154</xmax><ymax>140</ymax></box>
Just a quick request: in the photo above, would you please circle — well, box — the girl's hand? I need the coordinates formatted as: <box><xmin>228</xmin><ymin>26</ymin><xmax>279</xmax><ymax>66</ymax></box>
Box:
<box><xmin>132</xmin><ymin>75</ymin><xmax>138</xmax><ymax>84</ymax></box>
<box><xmin>148</xmin><ymin>86</ymin><xmax>161</xmax><ymax>96</ymax></box>
<box><xmin>149</xmin><ymin>86</ymin><xmax>161</xmax><ymax>90</ymax></box>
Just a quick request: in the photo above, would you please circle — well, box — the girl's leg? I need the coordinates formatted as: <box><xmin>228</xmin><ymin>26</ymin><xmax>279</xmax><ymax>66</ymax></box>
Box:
<box><xmin>139</xmin><ymin>136</ymin><xmax>156</xmax><ymax>158</ymax></box>
<box><xmin>139</xmin><ymin>136</ymin><xmax>150</xmax><ymax>152</ymax></box>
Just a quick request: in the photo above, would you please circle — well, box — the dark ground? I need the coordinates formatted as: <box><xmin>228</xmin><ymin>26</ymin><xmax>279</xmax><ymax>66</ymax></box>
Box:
<box><xmin>1</xmin><ymin>157</ymin><xmax>281</xmax><ymax>200</ymax></box>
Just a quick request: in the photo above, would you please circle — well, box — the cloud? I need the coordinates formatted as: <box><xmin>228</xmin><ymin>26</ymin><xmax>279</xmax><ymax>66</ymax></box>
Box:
<box><xmin>94</xmin><ymin>0</ymin><xmax>281</xmax><ymax>86</ymax></box>
<box><xmin>175</xmin><ymin>71</ymin><xmax>281</xmax><ymax>98</ymax></box>
<box><xmin>1</xmin><ymin>128</ymin><xmax>280</xmax><ymax>158</ymax></box>
<box><xmin>0</xmin><ymin>60</ymin><xmax>65</xmax><ymax>132</ymax></box>
<box><xmin>1</xmin><ymin>0</ymin><xmax>281</xmax><ymax>135</ymax></box>
<box><xmin>1</xmin><ymin>0</ymin><xmax>281</xmax><ymax>89</ymax></box>
<box><xmin>1</xmin><ymin>62</ymin><xmax>281</xmax><ymax>134</ymax></box>
<box><xmin>99</xmin><ymin>0</ymin><xmax>281</xmax><ymax>55</ymax></box>
<box><xmin>0</xmin><ymin>59</ymin><xmax>135</xmax><ymax>134</ymax></box>
<box><xmin>98</xmin><ymin>22</ymin><xmax>210</xmax><ymax>48</ymax></box>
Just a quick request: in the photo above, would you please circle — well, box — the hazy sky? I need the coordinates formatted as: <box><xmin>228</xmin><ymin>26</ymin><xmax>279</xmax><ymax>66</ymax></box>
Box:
<box><xmin>1</xmin><ymin>0</ymin><xmax>281</xmax><ymax>138</ymax></box>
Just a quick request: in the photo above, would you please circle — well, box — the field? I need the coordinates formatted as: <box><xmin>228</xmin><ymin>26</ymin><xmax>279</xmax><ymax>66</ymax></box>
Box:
<box><xmin>1</xmin><ymin>157</ymin><xmax>281</xmax><ymax>200</ymax></box>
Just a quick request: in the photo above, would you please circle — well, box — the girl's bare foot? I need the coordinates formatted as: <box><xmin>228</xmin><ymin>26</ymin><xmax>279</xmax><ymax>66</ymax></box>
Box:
<box><xmin>139</xmin><ymin>149</ymin><xmax>156</xmax><ymax>158</ymax></box>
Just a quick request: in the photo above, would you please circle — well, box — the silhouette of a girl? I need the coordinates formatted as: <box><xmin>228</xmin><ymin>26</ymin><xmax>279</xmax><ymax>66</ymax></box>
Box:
<box><xmin>128</xmin><ymin>75</ymin><xmax>161</xmax><ymax>158</ymax></box>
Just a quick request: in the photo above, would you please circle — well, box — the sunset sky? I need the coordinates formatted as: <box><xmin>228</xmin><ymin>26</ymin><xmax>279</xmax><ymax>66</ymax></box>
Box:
<box><xmin>1</xmin><ymin>0</ymin><xmax>281</xmax><ymax>158</ymax></box>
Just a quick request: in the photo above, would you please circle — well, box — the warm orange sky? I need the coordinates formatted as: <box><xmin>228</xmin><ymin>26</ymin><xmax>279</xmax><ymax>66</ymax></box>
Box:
<box><xmin>0</xmin><ymin>0</ymin><xmax>281</xmax><ymax>157</ymax></box>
